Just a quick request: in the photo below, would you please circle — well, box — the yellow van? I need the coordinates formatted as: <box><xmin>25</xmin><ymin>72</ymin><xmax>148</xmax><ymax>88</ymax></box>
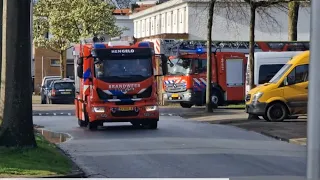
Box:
<box><xmin>245</xmin><ymin>51</ymin><xmax>309</xmax><ymax>122</ymax></box>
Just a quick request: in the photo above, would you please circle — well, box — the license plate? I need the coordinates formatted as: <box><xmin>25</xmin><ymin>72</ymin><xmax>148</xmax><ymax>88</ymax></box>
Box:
<box><xmin>171</xmin><ymin>94</ymin><xmax>179</xmax><ymax>98</ymax></box>
<box><xmin>61</xmin><ymin>92</ymin><xmax>71</xmax><ymax>94</ymax></box>
<box><xmin>119</xmin><ymin>107</ymin><xmax>133</xmax><ymax>111</ymax></box>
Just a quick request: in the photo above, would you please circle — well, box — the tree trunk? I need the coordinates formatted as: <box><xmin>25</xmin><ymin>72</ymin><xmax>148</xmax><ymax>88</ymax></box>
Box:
<box><xmin>247</xmin><ymin>4</ymin><xmax>260</xmax><ymax>120</ymax></box>
<box><xmin>288</xmin><ymin>1</ymin><xmax>299</xmax><ymax>41</ymax></box>
<box><xmin>0</xmin><ymin>0</ymin><xmax>36</xmax><ymax>147</ymax></box>
<box><xmin>60</xmin><ymin>51</ymin><xmax>65</xmax><ymax>78</ymax></box>
<box><xmin>248</xmin><ymin>5</ymin><xmax>256</xmax><ymax>89</ymax></box>
<box><xmin>0</xmin><ymin>0</ymin><xmax>3</xmax><ymax>125</ymax></box>
<box><xmin>0</xmin><ymin>0</ymin><xmax>3</xmax><ymax>96</ymax></box>
<box><xmin>205</xmin><ymin>0</ymin><xmax>215</xmax><ymax>113</ymax></box>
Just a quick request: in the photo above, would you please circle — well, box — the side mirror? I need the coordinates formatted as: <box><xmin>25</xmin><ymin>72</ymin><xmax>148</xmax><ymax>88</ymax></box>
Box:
<box><xmin>77</xmin><ymin>65</ymin><xmax>83</xmax><ymax>78</ymax></box>
<box><xmin>284</xmin><ymin>76</ymin><xmax>294</xmax><ymax>86</ymax></box>
<box><xmin>77</xmin><ymin>57</ymin><xmax>83</xmax><ymax>65</ymax></box>
<box><xmin>283</xmin><ymin>77</ymin><xmax>288</xmax><ymax>86</ymax></box>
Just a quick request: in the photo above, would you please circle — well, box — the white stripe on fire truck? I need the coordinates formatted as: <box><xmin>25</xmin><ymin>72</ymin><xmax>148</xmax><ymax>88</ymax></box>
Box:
<box><xmin>199</xmin><ymin>78</ymin><xmax>207</xmax><ymax>85</ymax></box>
<box><xmin>193</xmin><ymin>78</ymin><xmax>201</xmax><ymax>85</ymax></box>
<box><xmin>138</xmin><ymin>88</ymin><xmax>147</xmax><ymax>94</ymax></box>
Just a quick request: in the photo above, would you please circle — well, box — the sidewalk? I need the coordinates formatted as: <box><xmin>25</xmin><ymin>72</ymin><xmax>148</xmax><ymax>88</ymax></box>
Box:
<box><xmin>180</xmin><ymin>108</ymin><xmax>307</xmax><ymax>145</ymax></box>
<box><xmin>180</xmin><ymin>108</ymin><xmax>249</xmax><ymax>124</ymax></box>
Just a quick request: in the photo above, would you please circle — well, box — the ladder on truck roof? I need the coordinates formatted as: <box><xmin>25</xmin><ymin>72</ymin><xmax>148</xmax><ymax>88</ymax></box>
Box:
<box><xmin>158</xmin><ymin>39</ymin><xmax>310</xmax><ymax>57</ymax></box>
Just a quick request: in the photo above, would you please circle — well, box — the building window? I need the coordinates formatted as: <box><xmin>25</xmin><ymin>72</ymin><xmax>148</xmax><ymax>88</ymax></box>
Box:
<box><xmin>50</xmin><ymin>59</ymin><xmax>60</xmax><ymax>67</ymax></box>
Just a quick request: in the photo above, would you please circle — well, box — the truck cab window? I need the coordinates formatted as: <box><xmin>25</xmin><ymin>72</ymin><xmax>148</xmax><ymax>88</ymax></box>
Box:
<box><xmin>259</xmin><ymin>64</ymin><xmax>285</xmax><ymax>84</ymax></box>
<box><xmin>193</xmin><ymin>59</ymin><xmax>207</xmax><ymax>74</ymax></box>
<box><xmin>287</xmin><ymin>64</ymin><xmax>309</xmax><ymax>84</ymax></box>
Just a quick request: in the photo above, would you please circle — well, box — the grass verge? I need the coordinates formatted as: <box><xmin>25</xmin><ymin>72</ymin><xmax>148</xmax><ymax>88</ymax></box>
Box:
<box><xmin>220</xmin><ymin>104</ymin><xmax>245</xmax><ymax>109</ymax></box>
<box><xmin>0</xmin><ymin>134</ymin><xmax>72</xmax><ymax>177</ymax></box>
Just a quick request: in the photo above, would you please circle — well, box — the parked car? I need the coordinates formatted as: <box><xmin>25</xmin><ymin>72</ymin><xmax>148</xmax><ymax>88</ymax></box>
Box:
<box><xmin>40</xmin><ymin>76</ymin><xmax>61</xmax><ymax>104</ymax></box>
<box><xmin>46</xmin><ymin>79</ymin><xmax>75</xmax><ymax>104</ymax></box>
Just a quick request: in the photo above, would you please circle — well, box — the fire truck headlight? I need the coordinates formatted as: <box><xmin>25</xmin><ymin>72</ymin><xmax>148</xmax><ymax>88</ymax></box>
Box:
<box><xmin>92</xmin><ymin>107</ymin><xmax>105</xmax><ymax>113</ymax></box>
<box><xmin>183</xmin><ymin>92</ymin><xmax>192</xmax><ymax>98</ymax></box>
<box><xmin>145</xmin><ymin>105</ymin><xmax>158</xmax><ymax>111</ymax></box>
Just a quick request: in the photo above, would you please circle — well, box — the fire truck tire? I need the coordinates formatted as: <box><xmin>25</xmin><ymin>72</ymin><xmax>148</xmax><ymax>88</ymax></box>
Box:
<box><xmin>131</xmin><ymin>122</ymin><xmax>141</xmax><ymax>127</ymax></box>
<box><xmin>180</xmin><ymin>102</ymin><xmax>193</xmax><ymax>108</ymax></box>
<box><xmin>87</xmin><ymin>122</ymin><xmax>98</xmax><ymax>130</ymax></box>
<box><xmin>148</xmin><ymin>121</ymin><xmax>158</xmax><ymax>129</ymax></box>
<box><xmin>211</xmin><ymin>91</ymin><xmax>221</xmax><ymax>109</ymax></box>
<box><xmin>78</xmin><ymin>119</ymin><xmax>88</xmax><ymax>127</ymax></box>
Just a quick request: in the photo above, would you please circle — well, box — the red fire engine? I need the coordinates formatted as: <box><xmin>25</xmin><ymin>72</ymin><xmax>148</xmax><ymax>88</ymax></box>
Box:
<box><xmin>163</xmin><ymin>48</ymin><xmax>247</xmax><ymax>108</ymax></box>
<box><xmin>73</xmin><ymin>37</ymin><xmax>165</xmax><ymax>130</ymax></box>
<box><xmin>156</xmin><ymin>40</ymin><xmax>310</xmax><ymax>108</ymax></box>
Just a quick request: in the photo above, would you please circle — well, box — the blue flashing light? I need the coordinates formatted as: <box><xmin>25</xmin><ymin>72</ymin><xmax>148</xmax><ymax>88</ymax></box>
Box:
<box><xmin>93</xmin><ymin>43</ymin><xmax>106</xmax><ymax>49</ymax></box>
<box><xmin>138</xmin><ymin>41</ymin><xmax>151</xmax><ymax>47</ymax></box>
<box><xmin>196</xmin><ymin>48</ymin><xmax>203</xmax><ymax>54</ymax></box>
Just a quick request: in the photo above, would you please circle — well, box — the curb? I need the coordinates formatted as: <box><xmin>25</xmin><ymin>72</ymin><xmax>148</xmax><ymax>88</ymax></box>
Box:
<box><xmin>206</xmin><ymin>119</ymin><xmax>252</xmax><ymax>124</ymax></box>
<box><xmin>259</xmin><ymin>131</ymin><xmax>306</xmax><ymax>145</ymax></box>
<box><xmin>34</xmin><ymin>128</ymin><xmax>87</xmax><ymax>178</ymax></box>
<box><xmin>41</xmin><ymin>145</ymin><xmax>87</xmax><ymax>178</ymax></box>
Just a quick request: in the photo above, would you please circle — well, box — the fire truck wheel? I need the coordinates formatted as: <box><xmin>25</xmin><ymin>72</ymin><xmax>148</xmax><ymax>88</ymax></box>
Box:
<box><xmin>180</xmin><ymin>102</ymin><xmax>193</xmax><ymax>108</ymax></box>
<box><xmin>87</xmin><ymin>122</ymin><xmax>98</xmax><ymax>130</ymax></box>
<box><xmin>78</xmin><ymin>119</ymin><xmax>88</xmax><ymax>127</ymax></box>
<box><xmin>211</xmin><ymin>91</ymin><xmax>220</xmax><ymax>109</ymax></box>
<box><xmin>148</xmin><ymin>121</ymin><xmax>158</xmax><ymax>129</ymax></box>
<box><xmin>131</xmin><ymin>122</ymin><xmax>141</xmax><ymax>128</ymax></box>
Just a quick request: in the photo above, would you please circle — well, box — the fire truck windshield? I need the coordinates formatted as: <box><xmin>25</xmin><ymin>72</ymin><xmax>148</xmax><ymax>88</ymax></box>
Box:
<box><xmin>94</xmin><ymin>58</ymin><xmax>153</xmax><ymax>83</ymax></box>
<box><xmin>167</xmin><ymin>58</ymin><xmax>192</xmax><ymax>75</ymax></box>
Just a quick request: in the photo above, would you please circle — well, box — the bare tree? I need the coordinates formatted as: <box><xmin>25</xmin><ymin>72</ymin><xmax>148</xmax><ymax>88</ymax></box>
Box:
<box><xmin>287</xmin><ymin>0</ymin><xmax>310</xmax><ymax>41</ymax></box>
<box><xmin>0</xmin><ymin>0</ymin><xmax>36</xmax><ymax>147</ymax></box>
<box><xmin>205</xmin><ymin>0</ymin><xmax>216</xmax><ymax>113</ymax></box>
<box><xmin>288</xmin><ymin>1</ymin><xmax>300</xmax><ymax>41</ymax></box>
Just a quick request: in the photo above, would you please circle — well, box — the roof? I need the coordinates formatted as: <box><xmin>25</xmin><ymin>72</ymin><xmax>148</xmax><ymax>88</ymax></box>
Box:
<box><xmin>254</xmin><ymin>51</ymin><xmax>304</xmax><ymax>59</ymax></box>
<box><xmin>113</xmin><ymin>4</ymin><xmax>155</xmax><ymax>16</ymax></box>
<box><xmin>53</xmin><ymin>80</ymin><xmax>75</xmax><ymax>83</ymax></box>
<box><xmin>288</xmin><ymin>50</ymin><xmax>310</xmax><ymax>65</ymax></box>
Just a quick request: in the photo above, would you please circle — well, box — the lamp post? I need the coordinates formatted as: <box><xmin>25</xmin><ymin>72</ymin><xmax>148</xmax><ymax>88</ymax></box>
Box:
<box><xmin>307</xmin><ymin>0</ymin><xmax>320</xmax><ymax>179</ymax></box>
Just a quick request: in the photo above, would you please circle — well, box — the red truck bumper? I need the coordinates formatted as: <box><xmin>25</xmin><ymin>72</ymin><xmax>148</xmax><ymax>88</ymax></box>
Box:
<box><xmin>87</xmin><ymin>103</ymin><xmax>159</xmax><ymax>123</ymax></box>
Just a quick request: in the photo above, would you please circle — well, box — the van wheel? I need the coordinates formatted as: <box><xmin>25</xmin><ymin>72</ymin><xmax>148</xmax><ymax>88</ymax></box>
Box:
<box><xmin>262</xmin><ymin>115</ymin><xmax>270</xmax><ymax>121</ymax></box>
<box><xmin>266</xmin><ymin>102</ymin><xmax>288</xmax><ymax>122</ymax></box>
<box><xmin>180</xmin><ymin>102</ymin><xmax>193</xmax><ymax>108</ymax></box>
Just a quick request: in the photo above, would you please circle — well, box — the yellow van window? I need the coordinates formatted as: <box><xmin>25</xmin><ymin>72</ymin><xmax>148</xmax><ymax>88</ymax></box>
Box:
<box><xmin>287</xmin><ymin>64</ymin><xmax>308</xmax><ymax>84</ymax></box>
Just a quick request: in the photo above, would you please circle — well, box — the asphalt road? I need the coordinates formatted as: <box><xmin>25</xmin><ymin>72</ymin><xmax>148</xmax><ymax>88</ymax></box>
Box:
<box><xmin>33</xmin><ymin>115</ymin><xmax>307</xmax><ymax>179</ymax></box>
<box><xmin>32</xmin><ymin>104</ymin><xmax>204</xmax><ymax>116</ymax></box>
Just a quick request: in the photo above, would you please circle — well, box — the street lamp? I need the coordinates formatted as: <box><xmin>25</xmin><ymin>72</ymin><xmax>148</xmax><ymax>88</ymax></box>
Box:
<box><xmin>307</xmin><ymin>0</ymin><xmax>320</xmax><ymax>179</ymax></box>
